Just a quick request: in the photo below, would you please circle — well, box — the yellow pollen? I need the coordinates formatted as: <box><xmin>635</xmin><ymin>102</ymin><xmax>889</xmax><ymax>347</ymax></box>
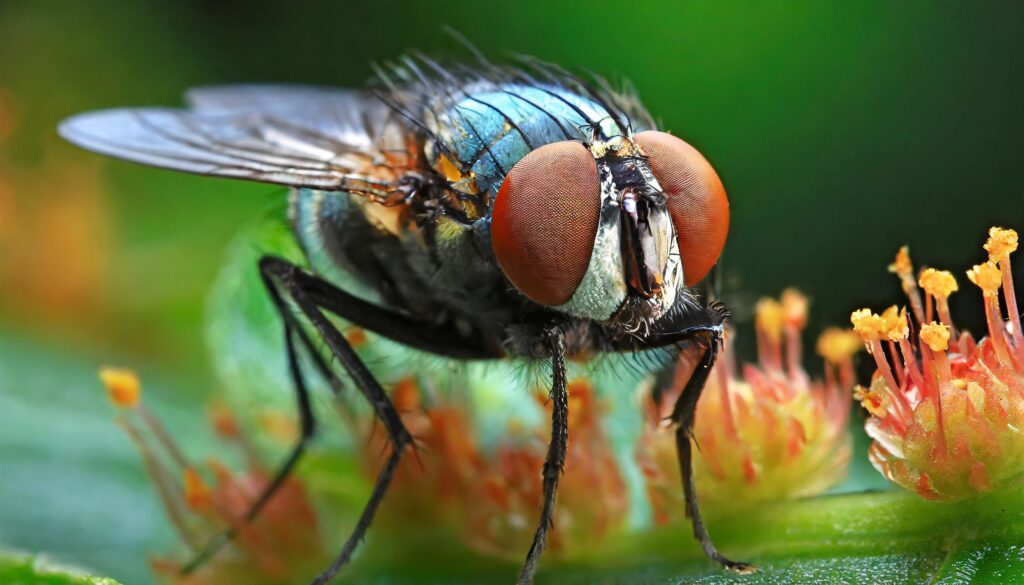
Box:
<box><xmin>853</xmin><ymin>385</ymin><xmax>887</xmax><ymax>418</ymax></box>
<box><xmin>967</xmin><ymin>261</ymin><xmax>1002</xmax><ymax>296</ymax></box>
<box><xmin>781</xmin><ymin>288</ymin><xmax>809</xmax><ymax>327</ymax></box>
<box><xmin>816</xmin><ymin>328</ymin><xmax>863</xmax><ymax>364</ymax></box>
<box><xmin>984</xmin><ymin>226</ymin><xmax>1018</xmax><ymax>260</ymax></box>
<box><xmin>851</xmin><ymin>308</ymin><xmax>883</xmax><ymax>341</ymax></box>
<box><xmin>920</xmin><ymin>322</ymin><xmax>951</xmax><ymax>352</ymax></box>
<box><xmin>888</xmin><ymin>246</ymin><xmax>913</xmax><ymax>277</ymax></box>
<box><xmin>99</xmin><ymin>367</ymin><xmax>141</xmax><ymax>408</ymax></box>
<box><xmin>880</xmin><ymin>305</ymin><xmax>909</xmax><ymax>341</ymax></box>
<box><xmin>755</xmin><ymin>297</ymin><xmax>784</xmax><ymax>342</ymax></box>
<box><xmin>918</xmin><ymin>268</ymin><xmax>958</xmax><ymax>299</ymax></box>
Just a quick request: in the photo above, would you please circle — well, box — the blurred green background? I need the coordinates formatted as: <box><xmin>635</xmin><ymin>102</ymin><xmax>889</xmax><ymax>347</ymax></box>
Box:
<box><xmin>1</xmin><ymin>1</ymin><xmax>1024</xmax><ymax>583</ymax></box>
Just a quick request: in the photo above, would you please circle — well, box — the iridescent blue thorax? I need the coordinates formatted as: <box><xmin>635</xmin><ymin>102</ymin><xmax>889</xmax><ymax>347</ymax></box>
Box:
<box><xmin>425</xmin><ymin>83</ymin><xmax>643</xmax><ymax>198</ymax></box>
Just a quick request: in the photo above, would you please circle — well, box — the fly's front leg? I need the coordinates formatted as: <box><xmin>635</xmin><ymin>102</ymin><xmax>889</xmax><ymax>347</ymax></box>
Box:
<box><xmin>669</xmin><ymin>319</ymin><xmax>755</xmax><ymax>574</ymax></box>
<box><xmin>517</xmin><ymin>330</ymin><xmax>569</xmax><ymax>585</ymax></box>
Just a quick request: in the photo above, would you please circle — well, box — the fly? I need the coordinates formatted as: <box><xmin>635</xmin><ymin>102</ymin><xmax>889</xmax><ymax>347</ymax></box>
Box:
<box><xmin>59</xmin><ymin>52</ymin><xmax>748</xmax><ymax>584</ymax></box>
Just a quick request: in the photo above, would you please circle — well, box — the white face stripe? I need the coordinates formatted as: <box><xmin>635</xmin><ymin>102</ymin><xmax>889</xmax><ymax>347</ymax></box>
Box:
<box><xmin>555</xmin><ymin>195</ymin><xmax>628</xmax><ymax>321</ymax></box>
<box><xmin>555</xmin><ymin>137</ymin><xmax>685</xmax><ymax>323</ymax></box>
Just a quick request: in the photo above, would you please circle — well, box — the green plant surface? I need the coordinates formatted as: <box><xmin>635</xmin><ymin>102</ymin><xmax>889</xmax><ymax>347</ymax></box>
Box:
<box><xmin>338</xmin><ymin>490</ymin><xmax>1024</xmax><ymax>584</ymax></box>
<box><xmin>0</xmin><ymin>553</ymin><xmax>122</xmax><ymax>585</ymax></box>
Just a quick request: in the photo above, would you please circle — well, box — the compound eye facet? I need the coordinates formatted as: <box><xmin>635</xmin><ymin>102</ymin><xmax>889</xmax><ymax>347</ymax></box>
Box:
<box><xmin>634</xmin><ymin>130</ymin><xmax>729</xmax><ymax>286</ymax></box>
<box><xmin>491</xmin><ymin>141</ymin><xmax>601</xmax><ymax>306</ymax></box>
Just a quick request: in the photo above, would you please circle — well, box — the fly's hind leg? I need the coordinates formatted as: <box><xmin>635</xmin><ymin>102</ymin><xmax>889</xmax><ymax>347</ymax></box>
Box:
<box><xmin>667</xmin><ymin>306</ymin><xmax>756</xmax><ymax>574</ymax></box>
<box><xmin>181</xmin><ymin>260</ymin><xmax>341</xmax><ymax>575</ymax></box>
<box><xmin>259</xmin><ymin>256</ymin><xmax>414</xmax><ymax>585</ymax></box>
<box><xmin>183</xmin><ymin>255</ymin><xmax>415</xmax><ymax>584</ymax></box>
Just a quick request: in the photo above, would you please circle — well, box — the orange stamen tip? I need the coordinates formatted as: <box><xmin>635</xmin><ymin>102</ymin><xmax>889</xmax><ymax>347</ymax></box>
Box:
<box><xmin>208</xmin><ymin>404</ymin><xmax>240</xmax><ymax>438</ymax></box>
<box><xmin>850</xmin><ymin>308</ymin><xmax>883</xmax><ymax>341</ymax></box>
<box><xmin>755</xmin><ymin>297</ymin><xmax>784</xmax><ymax>342</ymax></box>
<box><xmin>918</xmin><ymin>268</ymin><xmax>958</xmax><ymax>299</ymax></box>
<box><xmin>920</xmin><ymin>322</ymin><xmax>951</xmax><ymax>352</ymax></box>
<box><xmin>966</xmin><ymin>261</ymin><xmax>1002</xmax><ymax>295</ymax></box>
<box><xmin>98</xmin><ymin>367</ymin><xmax>141</xmax><ymax>408</ymax></box>
<box><xmin>346</xmin><ymin>327</ymin><xmax>368</xmax><ymax>348</ymax></box>
<box><xmin>816</xmin><ymin>328</ymin><xmax>863</xmax><ymax>364</ymax></box>
<box><xmin>888</xmin><ymin>246</ymin><xmax>913</xmax><ymax>276</ymax></box>
<box><xmin>984</xmin><ymin>226</ymin><xmax>1018</xmax><ymax>260</ymax></box>
<box><xmin>880</xmin><ymin>306</ymin><xmax>909</xmax><ymax>341</ymax></box>
<box><xmin>183</xmin><ymin>468</ymin><xmax>212</xmax><ymax>510</ymax></box>
<box><xmin>392</xmin><ymin>377</ymin><xmax>421</xmax><ymax>412</ymax></box>
<box><xmin>781</xmin><ymin>288</ymin><xmax>809</xmax><ymax>328</ymax></box>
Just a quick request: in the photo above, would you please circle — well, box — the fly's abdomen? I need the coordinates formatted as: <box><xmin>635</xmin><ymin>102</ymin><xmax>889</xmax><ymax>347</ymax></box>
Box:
<box><xmin>424</xmin><ymin>84</ymin><xmax>637</xmax><ymax>197</ymax></box>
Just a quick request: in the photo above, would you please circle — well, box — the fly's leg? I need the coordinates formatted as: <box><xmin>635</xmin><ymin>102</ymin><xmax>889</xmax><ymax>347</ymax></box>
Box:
<box><xmin>516</xmin><ymin>330</ymin><xmax>568</xmax><ymax>585</ymax></box>
<box><xmin>183</xmin><ymin>255</ymin><xmax>414</xmax><ymax>584</ymax></box>
<box><xmin>181</xmin><ymin>265</ymin><xmax>332</xmax><ymax>575</ymax></box>
<box><xmin>670</xmin><ymin>324</ymin><xmax>756</xmax><ymax>574</ymax></box>
<box><xmin>258</xmin><ymin>256</ymin><xmax>413</xmax><ymax>585</ymax></box>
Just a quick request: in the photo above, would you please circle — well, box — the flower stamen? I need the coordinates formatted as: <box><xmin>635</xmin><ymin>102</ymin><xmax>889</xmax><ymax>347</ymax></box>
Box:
<box><xmin>986</xmin><ymin>227</ymin><xmax>1024</xmax><ymax>364</ymax></box>
<box><xmin>919</xmin><ymin>268</ymin><xmax>959</xmax><ymax>338</ymax></box>
<box><xmin>889</xmin><ymin>246</ymin><xmax>926</xmax><ymax>323</ymax></box>
<box><xmin>968</xmin><ymin>261</ymin><xmax>1020</xmax><ymax>371</ymax></box>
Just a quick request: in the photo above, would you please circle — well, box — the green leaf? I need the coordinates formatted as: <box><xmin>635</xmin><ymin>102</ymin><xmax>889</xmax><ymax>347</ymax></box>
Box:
<box><xmin>0</xmin><ymin>335</ymin><xmax>216</xmax><ymax>585</ymax></box>
<box><xmin>0</xmin><ymin>552</ymin><xmax>123</xmax><ymax>585</ymax></box>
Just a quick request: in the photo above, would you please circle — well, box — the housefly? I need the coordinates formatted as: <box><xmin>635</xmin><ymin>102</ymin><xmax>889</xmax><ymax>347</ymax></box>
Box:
<box><xmin>59</xmin><ymin>52</ymin><xmax>748</xmax><ymax>584</ymax></box>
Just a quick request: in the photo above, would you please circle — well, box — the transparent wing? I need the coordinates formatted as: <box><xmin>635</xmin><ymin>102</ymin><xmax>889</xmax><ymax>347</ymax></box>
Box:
<box><xmin>59</xmin><ymin>85</ymin><xmax>397</xmax><ymax>193</ymax></box>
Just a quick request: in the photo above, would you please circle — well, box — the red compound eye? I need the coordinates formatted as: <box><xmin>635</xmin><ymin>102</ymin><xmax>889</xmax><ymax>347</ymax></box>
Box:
<box><xmin>491</xmin><ymin>141</ymin><xmax>601</xmax><ymax>306</ymax></box>
<box><xmin>633</xmin><ymin>131</ymin><xmax>730</xmax><ymax>286</ymax></box>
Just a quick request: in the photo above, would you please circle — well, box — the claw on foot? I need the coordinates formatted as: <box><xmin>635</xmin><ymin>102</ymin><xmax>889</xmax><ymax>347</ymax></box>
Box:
<box><xmin>723</xmin><ymin>560</ymin><xmax>758</xmax><ymax>575</ymax></box>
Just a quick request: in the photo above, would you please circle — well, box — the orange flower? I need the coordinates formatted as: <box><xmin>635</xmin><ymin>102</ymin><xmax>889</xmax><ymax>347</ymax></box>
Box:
<box><xmin>853</xmin><ymin>228</ymin><xmax>1024</xmax><ymax>500</ymax></box>
<box><xmin>640</xmin><ymin>290</ymin><xmax>855</xmax><ymax>518</ymax></box>
<box><xmin>100</xmin><ymin>369</ymin><xmax>326</xmax><ymax>585</ymax></box>
<box><xmin>363</xmin><ymin>376</ymin><xmax>628</xmax><ymax>558</ymax></box>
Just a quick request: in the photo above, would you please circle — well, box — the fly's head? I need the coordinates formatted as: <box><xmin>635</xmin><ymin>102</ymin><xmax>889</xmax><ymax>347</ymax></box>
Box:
<box><xmin>490</xmin><ymin>131</ymin><xmax>729</xmax><ymax>336</ymax></box>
